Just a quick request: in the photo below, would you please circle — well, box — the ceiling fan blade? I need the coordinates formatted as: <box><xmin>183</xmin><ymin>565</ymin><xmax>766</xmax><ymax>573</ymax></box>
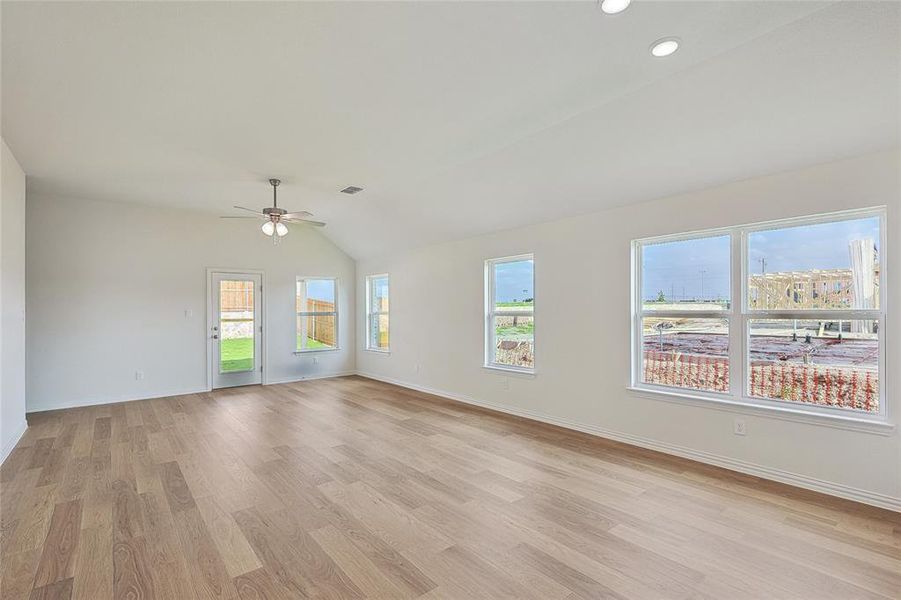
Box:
<box><xmin>283</xmin><ymin>218</ymin><xmax>326</xmax><ymax>227</ymax></box>
<box><xmin>219</xmin><ymin>216</ymin><xmax>260</xmax><ymax>219</ymax></box>
<box><xmin>232</xmin><ymin>205</ymin><xmax>262</xmax><ymax>215</ymax></box>
<box><xmin>282</xmin><ymin>211</ymin><xmax>313</xmax><ymax>219</ymax></box>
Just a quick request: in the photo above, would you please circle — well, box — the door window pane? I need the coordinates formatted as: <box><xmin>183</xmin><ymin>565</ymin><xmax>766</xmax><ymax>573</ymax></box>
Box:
<box><xmin>749</xmin><ymin>319</ymin><xmax>879</xmax><ymax>412</ymax></box>
<box><xmin>641</xmin><ymin>235</ymin><xmax>730</xmax><ymax>311</ymax></box>
<box><xmin>220</xmin><ymin>279</ymin><xmax>254</xmax><ymax>372</ymax></box>
<box><xmin>748</xmin><ymin>216</ymin><xmax>880</xmax><ymax>310</ymax></box>
<box><xmin>641</xmin><ymin>317</ymin><xmax>729</xmax><ymax>392</ymax></box>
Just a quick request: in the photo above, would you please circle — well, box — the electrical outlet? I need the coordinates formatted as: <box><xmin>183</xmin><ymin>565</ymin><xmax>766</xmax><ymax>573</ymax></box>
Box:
<box><xmin>502</xmin><ymin>377</ymin><xmax>510</xmax><ymax>391</ymax></box>
<box><xmin>415</xmin><ymin>364</ymin><xmax>421</xmax><ymax>373</ymax></box>
<box><xmin>733</xmin><ymin>419</ymin><xmax>747</xmax><ymax>436</ymax></box>
<box><xmin>312</xmin><ymin>356</ymin><xmax>319</xmax><ymax>365</ymax></box>
<box><xmin>135</xmin><ymin>370</ymin><xmax>144</xmax><ymax>381</ymax></box>
<box><xmin>184</xmin><ymin>309</ymin><xmax>193</xmax><ymax>318</ymax></box>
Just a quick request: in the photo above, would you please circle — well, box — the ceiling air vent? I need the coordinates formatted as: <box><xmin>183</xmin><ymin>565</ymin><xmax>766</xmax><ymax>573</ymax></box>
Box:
<box><xmin>340</xmin><ymin>186</ymin><xmax>364</xmax><ymax>195</ymax></box>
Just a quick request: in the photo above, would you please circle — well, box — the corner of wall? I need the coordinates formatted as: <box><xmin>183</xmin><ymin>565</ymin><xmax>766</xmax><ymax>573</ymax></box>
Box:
<box><xmin>1</xmin><ymin>419</ymin><xmax>28</xmax><ymax>465</ymax></box>
<box><xmin>1</xmin><ymin>138</ymin><xmax>28</xmax><ymax>462</ymax></box>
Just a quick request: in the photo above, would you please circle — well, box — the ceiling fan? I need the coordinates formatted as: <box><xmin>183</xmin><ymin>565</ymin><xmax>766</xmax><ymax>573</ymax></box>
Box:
<box><xmin>221</xmin><ymin>179</ymin><xmax>325</xmax><ymax>244</ymax></box>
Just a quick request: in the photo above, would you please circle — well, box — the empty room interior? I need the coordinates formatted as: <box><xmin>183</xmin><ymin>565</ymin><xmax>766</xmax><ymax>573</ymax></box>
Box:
<box><xmin>1</xmin><ymin>1</ymin><xmax>900</xmax><ymax>598</ymax></box>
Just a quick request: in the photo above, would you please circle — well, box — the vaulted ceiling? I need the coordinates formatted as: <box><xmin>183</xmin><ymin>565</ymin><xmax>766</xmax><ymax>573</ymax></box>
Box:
<box><xmin>3</xmin><ymin>1</ymin><xmax>898</xmax><ymax>258</ymax></box>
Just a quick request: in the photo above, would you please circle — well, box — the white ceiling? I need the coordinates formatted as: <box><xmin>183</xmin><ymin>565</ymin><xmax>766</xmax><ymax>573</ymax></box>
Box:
<box><xmin>3</xmin><ymin>1</ymin><xmax>898</xmax><ymax>258</ymax></box>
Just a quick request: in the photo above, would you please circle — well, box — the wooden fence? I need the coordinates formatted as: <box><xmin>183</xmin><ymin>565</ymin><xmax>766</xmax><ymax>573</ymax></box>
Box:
<box><xmin>643</xmin><ymin>350</ymin><xmax>878</xmax><ymax>413</ymax></box>
<box><xmin>218</xmin><ymin>282</ymin><xmax>336</xmax><ymax>347</ymax></box>
<box><xmin>219</xmin><ymin>280</ymin><xmax>255</xmax><ymax>312</ymax></box>
<box><xmin>299</xmin><ymin>299</ymin><xmax>336</xmax><ymax>347</ymax></box>
<box><xmin>643</xmin><ymin>351</ymin><xmax>729</xmax><ymax>393</ymax></box>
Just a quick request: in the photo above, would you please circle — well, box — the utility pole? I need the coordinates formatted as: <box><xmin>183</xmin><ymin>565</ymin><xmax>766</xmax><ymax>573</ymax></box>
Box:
<box><xmin>759</xmin><ymin>258</ymin><xmax>767</xmax><ymax>274</ymax></box>
<box><xmin>699</xmin><ymin>270</ymin><xmax>707</xmax><ymax>301</ymax></box>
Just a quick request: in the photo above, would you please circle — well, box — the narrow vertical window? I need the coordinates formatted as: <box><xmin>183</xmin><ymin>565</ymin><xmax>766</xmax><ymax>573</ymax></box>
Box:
<box><xmin>486</xmin><ymin>255</ymin><xmax>534</xmax><ymax>372</ymax></box>
<box><xmin>296</xmin><ymin>278</ymin><xmax>338</xmax><ymax>351</ymax></box>
<box><xmin>366</xmin><ymin>274</ymin><xmax>390</xmax><ymax>352</ymax></box>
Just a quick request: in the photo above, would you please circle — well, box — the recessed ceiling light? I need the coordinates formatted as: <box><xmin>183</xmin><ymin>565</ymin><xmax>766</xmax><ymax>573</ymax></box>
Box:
<box><xmin>340</xmin><ymin>186</ymin><xmax>364</xmax><ymax>195</ymax></box>
<box><xmin>650</xmin><ymin>37</ymin><xmax>680</xmax><ymax>58</ymax></box>
<box><xmin>600</xmin><ymin>0</ymin><xmax>631</xmax><ymax>15</ymax></box>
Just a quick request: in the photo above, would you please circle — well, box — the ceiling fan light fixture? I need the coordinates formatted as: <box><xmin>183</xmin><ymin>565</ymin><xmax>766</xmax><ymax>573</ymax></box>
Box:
<box><xmin>223</xmin><ymin>178</ymin><xmax>322</xmax><ymax>241</ymax></box>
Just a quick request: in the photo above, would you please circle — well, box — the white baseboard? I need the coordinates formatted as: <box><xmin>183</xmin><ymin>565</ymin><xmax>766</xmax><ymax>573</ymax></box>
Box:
<box><xmin>1</xmin><ymin>419</ymin><xmax>28</xmax><ymax>465</ymax></box>
<box><xmin>24</xmin><ymin>371</ymin><xmax>357</xmax><ymax>414</ymax></box>
<box><xmin>265</xmin><ymin>370</ymin><xmax>357</xmax><ymax>385</ymax></box>
<box><xmin>26</xmin><ymin>386</ymin><xmax>209</xmax><ymax>414</ymax></box>
<box><xmin>356</xmin><ymin>371</ymin><xmax>901</xmax><ymax>513</ymax></box>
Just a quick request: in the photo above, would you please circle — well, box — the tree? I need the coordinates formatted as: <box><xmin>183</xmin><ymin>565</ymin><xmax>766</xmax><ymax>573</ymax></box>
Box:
<box><xmin>656</xmin><ymin>290</ymin><xmax>666</xmax><ymax>303</ymax></box>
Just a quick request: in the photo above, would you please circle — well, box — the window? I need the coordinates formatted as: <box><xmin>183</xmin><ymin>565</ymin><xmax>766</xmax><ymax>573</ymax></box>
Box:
<box><xmin>633</xmin><ymin>209</ymin><xmax>885</xmax><ymax>420</ymax></box>
<box><xmin>296</xmin><ymin>278</ymin><xmax>337</xmax><ymax>351</ymax></box>
<box><xmin>486</xmin><ymin>255</ymin><xmax>534</xmax><ymax>372</ymax></box>
<box><xmin>366</xmin><ymin>274</ymin><xmax>390</xmax><ymax>352</ymax></box>
<box><xmin>637</xmin><ymin>234</ymin><xmax>731</xmax><ymax>393</ymax></box>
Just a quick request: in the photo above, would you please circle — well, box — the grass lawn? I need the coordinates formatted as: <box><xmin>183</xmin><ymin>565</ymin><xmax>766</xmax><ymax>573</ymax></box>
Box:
<box><xmin>221</xmin><ymin>336</ymin><xmax>333</xmax><ymax>373</ymax></box>
<box><xmin>221</xmin><ymin>337</ymin><xmax>254</xmax><ymax>372</ymax></box>
<box><xmin>300</xmin><ymin>335</ymin><xmax>330</xmax><ymax>350</ymax></box>
<box><xmin>496</xmin><ymin>301</ymin><xmax>533</xmax><ymax>308</ymax></box>
<box><xmin>496</xmin><ymin>322</ymin><xmax>533</xmax><ymax>336</ymax></box>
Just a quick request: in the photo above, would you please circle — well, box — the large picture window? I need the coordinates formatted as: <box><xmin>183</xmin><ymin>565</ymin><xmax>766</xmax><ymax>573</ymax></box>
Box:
<box><xmin>296</xmin><ymin>278</ymin><xmax>338</xmax><ymax>352</ymax></box>
<box><xmin>486</xmin><ymin>255</ymin><xmax>534</xmax><ymax>372</ymax></box>
<box><xmin>633</xmin><ymin>209</ymin><xmax>885</xmax><ymax>420</ymax></box>
<box><xmin>366</xmin><ymin>274</ymin><xmax>390</xmax><ymax>352</ymax></box>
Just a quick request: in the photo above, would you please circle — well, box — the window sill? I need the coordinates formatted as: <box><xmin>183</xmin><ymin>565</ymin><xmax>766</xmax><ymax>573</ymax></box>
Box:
<box><xmin>364</xmin><ymin>348</ymin><xmax>391</xmax><ymax>355</ymax></box>
<box><xmin>483</xmin><ymin>364</ymin><xmax>535</xmax><ymax>377</ymax></box>
<box><xmin>294</xmin><ymin>348</ymin><xmax>340</xmax><ymax>355</ymax></box>
<box><xmin>627</xmin><ymin>386</ymin><xmax>894</xmax><ymax>435</ymax></box>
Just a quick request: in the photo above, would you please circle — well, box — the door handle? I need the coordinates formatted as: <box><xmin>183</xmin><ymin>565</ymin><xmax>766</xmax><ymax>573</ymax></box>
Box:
<box><xmin>211</xmin><ymin>334</ymin><xmax>219</xmax><ymax>340</ymax></box>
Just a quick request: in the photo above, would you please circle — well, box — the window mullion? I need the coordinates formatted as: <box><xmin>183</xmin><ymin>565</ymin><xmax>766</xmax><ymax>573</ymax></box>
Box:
<box><xmin>733</xmin><ymin>228</ymin><xmax>744</xmax><ymax>399</ymax></box>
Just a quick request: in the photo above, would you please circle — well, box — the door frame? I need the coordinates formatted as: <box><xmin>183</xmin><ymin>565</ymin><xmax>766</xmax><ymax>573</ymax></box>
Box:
<box><xmin>206</xmin><ymin>267</ymin><xmax>268</xmax><ymax>391</ymax></box>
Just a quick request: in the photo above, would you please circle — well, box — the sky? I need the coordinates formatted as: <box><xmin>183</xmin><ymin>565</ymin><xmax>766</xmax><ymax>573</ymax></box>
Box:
<box><xmin>370</xmin><ymin>276</ymin><xmax>389</xmax><ymax>300</ymax></box>
<box><xmin>642</xmin><ymin>217</ymin><xmax>879</xmax><ymax>302</ymax></box>
<box><xmin>495</xmin><ymin>259</ymin><xmax>534</xmax><ymax>302</ymax></box>
<box><xmin>642</xmin><ymin>235</ymin><xmax>731</xmax><ymax>302</ymax></box>
<box><xmin>302</xmin><ymin>279</ymin><xmax>335</xmax><ymax>303</ymax></box>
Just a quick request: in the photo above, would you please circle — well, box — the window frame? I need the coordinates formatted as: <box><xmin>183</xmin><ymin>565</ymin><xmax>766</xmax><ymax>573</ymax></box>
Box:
<box><xmin>365</xmin><ymin>273</ymin><xmax>390</xmax><ymax>353</ymax></box>
<box><xmin>295</xmin><ymin>276</ymin><xmax>339</xmax><ymax>353</ymax></box>
<box><xmin>485</xmin><ymin>253</ymin><xmax>535</xmax><ymax>374</ymax></box>
<box><xmin>631</xmin><ymin>207</ymin><xmax>887</xmax><ymax>424</ymax></box>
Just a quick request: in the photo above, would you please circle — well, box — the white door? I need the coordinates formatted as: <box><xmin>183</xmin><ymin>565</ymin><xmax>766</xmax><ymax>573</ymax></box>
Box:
<box><xmin>210</xmin><ymin>272</ymin><xmax>263</xmax><ymax>388</ymax></box>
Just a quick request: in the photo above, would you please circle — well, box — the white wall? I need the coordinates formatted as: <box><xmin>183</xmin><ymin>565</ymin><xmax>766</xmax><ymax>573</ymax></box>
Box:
<box><xmin>26</xmin><ymin>195</ymin><xmax>355</xmax><ymax>412</ymax></box>
<box><xmin>356</xmin><ymin>150</ymin><xmax>901</xmax><ymax>510</ymax></box>
<box><xmin>1</xmin><ymin>139</ymin><xmax>28</xmax><ymax>463</ymax></box>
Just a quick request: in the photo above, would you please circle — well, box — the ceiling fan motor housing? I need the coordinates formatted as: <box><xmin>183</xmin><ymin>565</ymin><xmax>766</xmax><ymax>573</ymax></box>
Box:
<box><xmin>262</xmin><ymin>207</ymin><xmax>286</xmax><ymax>216</ymax></box>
